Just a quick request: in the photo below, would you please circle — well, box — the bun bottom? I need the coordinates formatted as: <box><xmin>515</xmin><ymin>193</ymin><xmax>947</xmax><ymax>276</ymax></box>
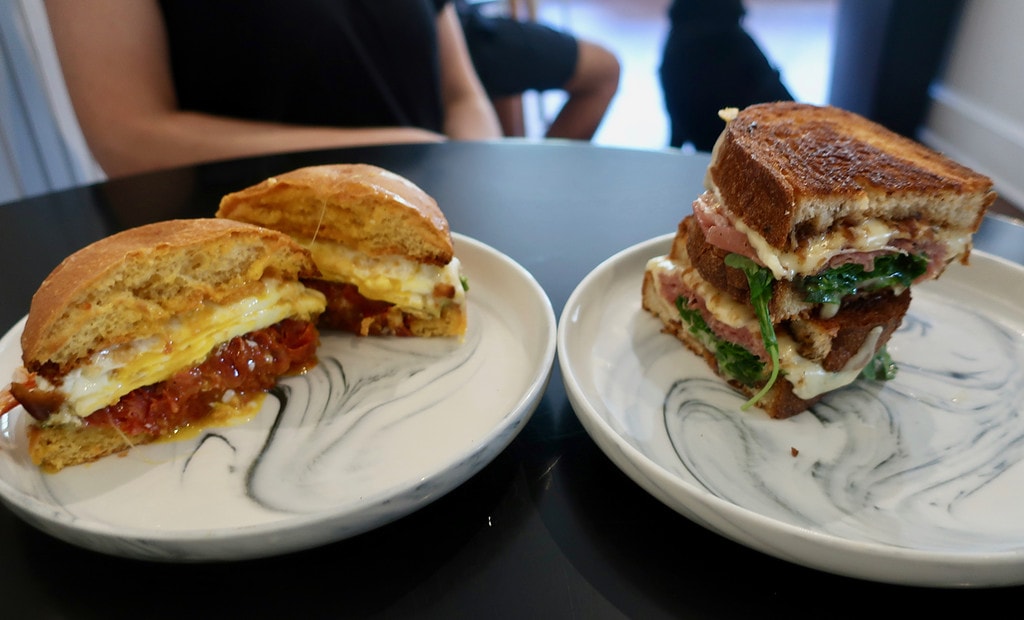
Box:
<box><xmin>28</xmin><ymin>424</ymin><xmax>156</xmax><ymax>473</ymax></box>
<box><xmin>26</xmin><ymin>396</ymin><xmax>263</xmax><ymax>473</ymax></box>
<box><xmin>641</xmin><ymin>271</ymin><xmax>822</xmax><ymax>419</ymax></box>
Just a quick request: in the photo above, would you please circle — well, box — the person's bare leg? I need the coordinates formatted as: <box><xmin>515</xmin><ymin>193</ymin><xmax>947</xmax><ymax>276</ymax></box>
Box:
<box><xmin>544</xmin><ymin>39</ymin><xmax>620</xmax><ymax>140</ymax></box>
<box><xmin>493</xmin><ymin>95</ymin><xmax>526</xmax><ymax>137</ymax></box>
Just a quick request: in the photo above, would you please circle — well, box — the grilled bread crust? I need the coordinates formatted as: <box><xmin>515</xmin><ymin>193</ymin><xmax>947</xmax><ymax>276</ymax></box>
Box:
<box><xmin>21</xmin><ymin>219</ymin><xmax>321</xmax><ymax>371</ymax></box>
<box><xmin>706</xmin><ymin>102</ymin><xmax>996</xmax><ymax>249</ymax></box>
<box><xmin>217</xmin><ymin>163</ymin><xmax>454</xmax><ymax>266</ymax></box>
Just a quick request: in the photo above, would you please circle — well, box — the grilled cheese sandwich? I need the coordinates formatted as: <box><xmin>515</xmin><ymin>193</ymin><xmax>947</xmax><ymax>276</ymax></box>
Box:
<box><xmin>643</xmin><ymin>102</ymin><xmax>994</xmax><ymax>418</ymax></box>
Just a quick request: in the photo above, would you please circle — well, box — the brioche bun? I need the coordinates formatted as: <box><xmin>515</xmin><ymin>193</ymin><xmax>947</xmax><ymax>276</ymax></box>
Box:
<box><xmin>217</xmin><ymin>163</ymin><xmax>453</xmax><ymax>266</ymax></box>
<box><xmin>11</xmin><ymin>218</ymin><xmax>326</xmax><ymax>471</ymax></box>
<box><xmin>22</xmin><ymin>218</ymin><xmax>321</xmax><ymax>372</ymax></box>
<box><xmin>217</xmin><ymin>164</ymin><xmax>466</xmax><ymax>338</ymax></box>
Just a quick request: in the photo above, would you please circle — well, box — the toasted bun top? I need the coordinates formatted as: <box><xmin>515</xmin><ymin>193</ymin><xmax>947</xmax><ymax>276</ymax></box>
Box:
<box><xmin>22</xmin><ymin>218</ymin><xmax>320</xmax><ymax>370</ymax></box>
<box><xmin>217</xmin><ymin>163</ymin><xmax>453</xmax><ymax>266</ymax></box>
<box><xmin>706</xmin><ymin>102</ymin><xmax>996</xmax><ymax>248</ymax></box>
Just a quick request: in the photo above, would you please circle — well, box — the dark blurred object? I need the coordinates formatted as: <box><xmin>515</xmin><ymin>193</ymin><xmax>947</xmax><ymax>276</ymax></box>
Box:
<box><xmin>829</xmin><ymin>0</ymin><xmax>966</xmax><ymax>138</ymax></box>
<box><xmin>659</xmin><ymin>0</ymin><xmax>792</xmax><ymax>152</ymax></box>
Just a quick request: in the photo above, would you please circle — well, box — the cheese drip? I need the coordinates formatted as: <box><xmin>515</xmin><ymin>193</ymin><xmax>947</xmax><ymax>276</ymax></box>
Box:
<box><xmin>54</xmin><ymin>279</ymin><xmax>326</xmax><ymax>418</ymax></box>
<box><xmin>303</xmin><ymin>240</ymin><xmax>465</xmax><ymax>317</ymax></box>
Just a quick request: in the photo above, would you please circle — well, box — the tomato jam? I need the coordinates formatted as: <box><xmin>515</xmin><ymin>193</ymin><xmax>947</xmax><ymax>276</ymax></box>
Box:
<box><xmin>81</xmin><ymin>319</ymin><xmax>319</xmax><ymax>435</ymax></box>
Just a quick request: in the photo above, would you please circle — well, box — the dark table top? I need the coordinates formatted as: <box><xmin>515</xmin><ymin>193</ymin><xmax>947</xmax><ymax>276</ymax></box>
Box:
<box><xmin>1</xmin><ymin>140</ymin><xmax>1023</xmax><ymax>618</ymax></box>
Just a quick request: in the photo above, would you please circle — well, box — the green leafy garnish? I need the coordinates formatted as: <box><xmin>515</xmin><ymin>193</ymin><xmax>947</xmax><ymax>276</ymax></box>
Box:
<box><xmin>724</xmin><ymin>254</ymin><xmax>781</xmax><ymax>409</ymax></box>
<box><xmin>798</xmin><ymin>253</ymin><xmax>927</xmax><ymax>304</ymax></box>
<box><xmin>459</xmin><ymin>275</ymin><xmax>470</xmax><ymax>292</ymax></box>
<box><xmin>860</xmin><ymin>345</ymin><xmax>898</xmax><ymax>381</ymax></box>
<box><xmin>675</xmin><ymin>297</ymin><xmax>765</xmax><ymax>387</ymax></box>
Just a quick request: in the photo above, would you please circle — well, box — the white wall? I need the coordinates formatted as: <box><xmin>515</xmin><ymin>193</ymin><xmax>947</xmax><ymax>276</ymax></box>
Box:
<box><xmin>921</xmin><ymin>0</ymin><xmax>1024</xmax><ymax>207</ymax></box>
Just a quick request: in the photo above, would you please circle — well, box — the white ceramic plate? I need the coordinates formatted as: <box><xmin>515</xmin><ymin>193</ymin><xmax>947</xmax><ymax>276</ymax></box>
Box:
<box><xmin>0</xmin><ymin>233</ymin><xmax>555</xmax><ymax>562</ymax></box>
<box><xmin>559</xmin><ymin>234</ymin><xmax>1024</xmax><ymax>588</ymax></box>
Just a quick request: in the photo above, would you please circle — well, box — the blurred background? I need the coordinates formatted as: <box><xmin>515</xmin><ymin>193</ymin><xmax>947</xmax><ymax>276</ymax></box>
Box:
<box><xmin>2</xmin><ymin>0</ymin><xmax>1021</xmax><ymax>212</ymax></box>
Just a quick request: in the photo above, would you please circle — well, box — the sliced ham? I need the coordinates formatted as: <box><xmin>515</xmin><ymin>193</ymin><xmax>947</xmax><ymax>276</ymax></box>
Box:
<box><xmin>654</xmin><ymin>269</ymin><xmax>768</xmax><ymax>361</ymax></box>
<box><xmin>692</xmin><ymin>192</ymin><xmax>759</xmax><ymax>262</ymax></box>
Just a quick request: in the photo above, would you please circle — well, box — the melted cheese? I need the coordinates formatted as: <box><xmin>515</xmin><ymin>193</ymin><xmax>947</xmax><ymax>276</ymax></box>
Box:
<box><xmin>54</xmin><ymin>279</ymin><xmax>326</xmax><ymax>418</ymax></box>
<box><xmin>732</xmin><ymin>214</ymin><xmax>970</xmax><ymax>280</ymax></box>
<box><xmin>738</xmin><ymin>216</ymin><xmax>892</xmax><ymax>280</ymax></box>
<box><xmin>304</xmin><ymin>241</ymin><xmax>465</xmax><ymax>318</ymax></box>
<box><xmin>646</xmin><ymin>257</ymin><xmax>878</xmax><ymax>399</ymax></box>
<box><xmin>782</xmin><ymin>327</ymin><xmax>882</xmax><ymax>399</ymax></box>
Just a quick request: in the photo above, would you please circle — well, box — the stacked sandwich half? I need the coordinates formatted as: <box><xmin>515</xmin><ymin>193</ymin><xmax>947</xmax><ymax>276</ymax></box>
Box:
<box><xmin>642</xmin><ymin>102</ymin><xmax>995</xmax><ymax>418</ymax></box>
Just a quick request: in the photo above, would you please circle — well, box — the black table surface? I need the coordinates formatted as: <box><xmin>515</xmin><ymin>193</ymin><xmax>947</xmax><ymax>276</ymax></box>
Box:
<box><xmin>1</xmin><ymin>141</ymin><xmax>1022</xmax><ymax>618</ymax></box>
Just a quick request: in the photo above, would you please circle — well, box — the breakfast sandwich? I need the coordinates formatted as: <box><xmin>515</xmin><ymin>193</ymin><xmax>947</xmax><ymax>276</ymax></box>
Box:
<box><xmin>0</xmin><ymin>219</ymin><xmax>327</xmax><ymax>471</ymax></box>
<box><xmin>217</xmin><ymin>163</ymin><xmax>466</xmax><ymax>337</ymax></box>
<box><xmin>642</xmin><ymin>102</ymin><xmax>996</xmax><ymax>418</ymax></box>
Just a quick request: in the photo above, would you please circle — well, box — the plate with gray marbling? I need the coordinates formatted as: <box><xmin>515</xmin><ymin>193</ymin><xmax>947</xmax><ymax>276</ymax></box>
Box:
<box><xmin>559</xmin><ymin>233</ymin><xmax>1024</xmax><ymax>588</ymax></box>
<box><xmin>0</xmin><ymin>233</ymin><xmax>555</xmax><ymax>562</ymax></box>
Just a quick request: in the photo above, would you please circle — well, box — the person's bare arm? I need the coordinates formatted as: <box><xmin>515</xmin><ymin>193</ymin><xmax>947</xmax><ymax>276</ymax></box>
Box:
<box><xmin>435</xmin><ymin>4</ymin><xmax>502</xmax><ymax>141</ymax></box>
<box><xmin>46</xmin><ymin>0</ymin><xmax>445</xmax><ymax>178</ymax></box>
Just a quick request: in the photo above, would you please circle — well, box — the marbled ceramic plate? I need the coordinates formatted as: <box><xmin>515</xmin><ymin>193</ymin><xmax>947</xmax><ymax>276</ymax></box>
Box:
<box><xmin>558</xmin><ymin>234</ymin><xmax>1024</xmax><ymax>588</ymax></box>
<box><xmin>0</xmin><ymin>234</ymin><xmax>555</xmax><ymax>562</ymax></box>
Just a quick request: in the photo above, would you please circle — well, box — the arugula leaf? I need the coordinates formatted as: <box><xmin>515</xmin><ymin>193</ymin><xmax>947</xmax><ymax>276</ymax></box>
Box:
<box><xmin>798</xmin><ymin>253</ymin><xmax>927</xmax><ymax>304</ymax></box>
<box><xmin>860</xmin><ymin>344</ymin><xmax>898</xmax><ymax>381</ymax></box>
<box><xmin>723</xmin><ymin>254</ymin><xmax>781</xmax><ymax>409</ymax></box>
<box><xmin>715</xmin><ymin>340</ymin><xmax>768</xmax><ymax>387</ymax></box>
<box><xmin>674</xmin><ymin>297</ymin><xmax>765</xmax><ymax>387</ymax></box>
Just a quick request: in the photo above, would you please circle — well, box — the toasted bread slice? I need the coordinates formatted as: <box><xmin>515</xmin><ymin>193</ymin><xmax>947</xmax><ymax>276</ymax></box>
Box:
<box><xmin>706</xmin><ymin>102</ymin><xmax>995</xmax><ymax>254</ymax></box>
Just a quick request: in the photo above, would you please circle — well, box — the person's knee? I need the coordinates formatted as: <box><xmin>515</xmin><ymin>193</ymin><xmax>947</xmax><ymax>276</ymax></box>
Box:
<box><xmin>567</xmin><ymin>40</ymin><xmax>620</xmax><ymax>97</ymax></box>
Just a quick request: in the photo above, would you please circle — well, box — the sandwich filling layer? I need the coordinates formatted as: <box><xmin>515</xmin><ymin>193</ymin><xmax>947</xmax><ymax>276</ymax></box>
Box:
<box><xmin>645</xmin><ymin>255</ymin><xmax>882</xmax><ymax>400</ymax></box>
<box><xmin>29</xmin><ymin>278</ymin><xmax>325</xmax><ymax>420</ymax></box>
<box><xmin>693</xmin><ymin>191</ymin><xmax>965</xmax><ymax>281</ymax></box>
<box><xmin>301</xmin><ymin>238</ymin><xmax>465</xmax><ymax>317</ymax></box>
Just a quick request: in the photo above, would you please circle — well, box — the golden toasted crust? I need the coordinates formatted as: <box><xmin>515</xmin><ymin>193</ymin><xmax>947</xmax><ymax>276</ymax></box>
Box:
<box><xmin>706</xmin><ymin>102</ymin><xmax>996</xmax><ymax>249</ymax></box>
<box><xmin>21</xmin><ymin>219</ymin><xmax>320</xmax><ymax>370</ymax></box>
<box><xmin>217</xmin><ymin>163</ymin><xmax>453</xmax><ymax>265</ymax></box>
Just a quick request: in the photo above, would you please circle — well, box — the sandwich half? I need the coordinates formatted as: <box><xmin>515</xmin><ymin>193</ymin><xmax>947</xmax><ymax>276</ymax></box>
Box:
<box><xmin>217</xmin><ymin>163</ymin><xmax>467</xmax><ymax>337</ymax></box>
<box><xmin>642</xmin><ymin>102</ymin><xmax>996</xmax><ymax>418</ymax></box>
<box><xmin>0</xmin><ymin>219</ymin><xmax>327</xmax><ymax>471</ymax></box>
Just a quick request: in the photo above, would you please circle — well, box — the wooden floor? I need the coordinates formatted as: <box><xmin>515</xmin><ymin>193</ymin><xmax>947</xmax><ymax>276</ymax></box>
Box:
<box><xmin>526</xmin><ymin>0</ymin><xmax>838</xmax><ymax>150</ymax></box>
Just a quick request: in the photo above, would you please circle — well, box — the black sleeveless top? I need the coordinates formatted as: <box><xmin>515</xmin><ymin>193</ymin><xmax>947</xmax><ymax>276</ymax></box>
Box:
<box><xmin>158</xmin><ymin>0</ymin><xmax>449</xmax><ymax>132</ymax></box>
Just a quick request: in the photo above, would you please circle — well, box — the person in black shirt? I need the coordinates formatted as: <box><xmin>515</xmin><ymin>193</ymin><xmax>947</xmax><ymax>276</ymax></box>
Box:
<box><xmin>45</xmin><ymin>0</ymin><xmax>501</xmax><ymax>178</ymax></box>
